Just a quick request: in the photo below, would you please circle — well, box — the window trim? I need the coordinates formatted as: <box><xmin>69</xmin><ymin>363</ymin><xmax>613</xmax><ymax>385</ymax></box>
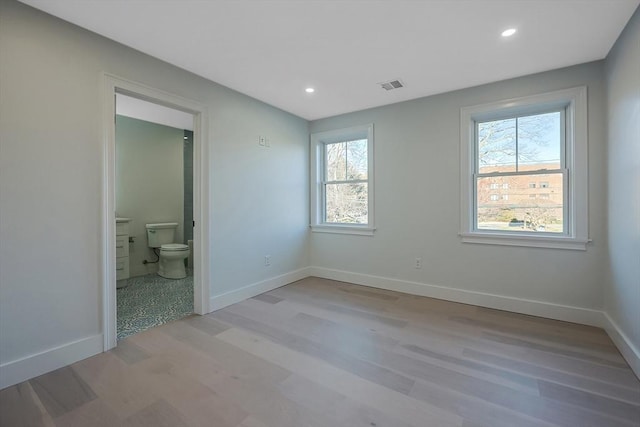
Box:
<box><xmin>459</xmin><ymin>87</ymin><xmax>589</xmax><ymax>250</ymax></box>
<box><xmin>310</xmin><ymin>124</ymin><xmax>375</xmax><ymax>235</ymax></box>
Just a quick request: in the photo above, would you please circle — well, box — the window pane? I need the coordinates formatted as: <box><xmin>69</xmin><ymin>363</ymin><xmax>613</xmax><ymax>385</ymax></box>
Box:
<box><xmin>346</xmin><ymin>139</ymin><xmax>368</xmax><ymax>180</ymax></box>
<box><xmin>478</xmin><ymin>118</ymin><xmax>516</xmax><ymax>173</ymax></box>
<box><xmin>325</xmin><ymin>183</ymin><xmax>368</xmax><ymax>224</ymax></box>
<box><xmin>517</xmin><ymin>112</ymin><xmax>562</xmax><ymax>171</ymax></box>
<box><xmin>326</xmin><ymin>142</ymin><xmax>346</xmax><ymax>181</ymax></box>
<box><xmin>476</xmin><ymin>173</ymin><xmax>564</xmax><ymax>233</ymax></box>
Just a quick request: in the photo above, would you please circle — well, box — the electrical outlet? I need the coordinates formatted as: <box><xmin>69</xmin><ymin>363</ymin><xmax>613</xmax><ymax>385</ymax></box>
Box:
<box><xmin>258</xmin><ymin>135</ymin><xmax>271</xmax><ymax>148</ymax></box>
<box><xmin>415</xmin><ymin>257</ymin><xmax>422</xmax><ymax>269</ymax></box>
<box><xmin>264</xmin><ymin>255</ymin><xmax>271</xmax><ymax>266</ymax></box>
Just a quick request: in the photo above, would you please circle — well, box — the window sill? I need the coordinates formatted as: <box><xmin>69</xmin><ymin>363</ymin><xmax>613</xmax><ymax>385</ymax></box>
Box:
<box><xmin>311</xmin><ymin>224</ymin><xmax>375</xmax><ymax>236</ymax></box>
<box><xmin>459</xmin><ymin>232</ymin><xmax>589</xmax><ymax>250</ymax></box>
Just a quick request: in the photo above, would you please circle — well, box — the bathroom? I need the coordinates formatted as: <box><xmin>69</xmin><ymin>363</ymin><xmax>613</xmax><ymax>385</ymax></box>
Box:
<box><xmin>115</xmin><ymin>94</ymin><xmax>195</xmax><ymax>340</ymax></box>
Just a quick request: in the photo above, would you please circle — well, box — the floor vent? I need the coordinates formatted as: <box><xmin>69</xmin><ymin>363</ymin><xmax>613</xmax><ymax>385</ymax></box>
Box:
<box><xmin>380</xmin><ymin>79</ymin><xmax>404</xmax><ymax>91</ymax></box>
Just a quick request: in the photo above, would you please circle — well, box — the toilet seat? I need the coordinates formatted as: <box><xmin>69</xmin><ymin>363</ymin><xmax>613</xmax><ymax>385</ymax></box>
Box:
<box><xmin>160</xmin><ymin>243</ymin><xmax>189</xmax><ymax>251</ymax></box>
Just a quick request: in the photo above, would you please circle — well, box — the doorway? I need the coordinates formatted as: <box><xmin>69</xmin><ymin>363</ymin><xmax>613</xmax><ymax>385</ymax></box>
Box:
<box><xmin>101</xmin><ymin>74</ymin><xmax>210</xmax><ymax>351</ymax></box>
<box><xmin>114</xmin><ymin>97</ymin><xmax>194</xmax><ymax>339</ymax></box>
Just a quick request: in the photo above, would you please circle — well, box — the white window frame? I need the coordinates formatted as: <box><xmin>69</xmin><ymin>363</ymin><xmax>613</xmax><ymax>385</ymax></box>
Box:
<box><xmin>460</xmin><ymin>87</ymin><xmax>589</xmax><ymax>250</ymax></box>
<box><xmin>310</xmin><ymin>124</ymin><xmax>375</xmax><ymax>235</ymax></box>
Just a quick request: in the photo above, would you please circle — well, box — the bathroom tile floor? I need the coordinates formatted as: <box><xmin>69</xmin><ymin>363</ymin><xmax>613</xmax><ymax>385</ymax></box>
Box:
<box><xmin>117</xmin><ymin>273</ymin><xmax>193</xmax><ymax>340</ymax></box>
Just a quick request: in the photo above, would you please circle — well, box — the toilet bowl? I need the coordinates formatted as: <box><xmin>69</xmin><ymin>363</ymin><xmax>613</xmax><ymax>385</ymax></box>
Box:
<box><xmin>158</xmin><ymin>243</ymin><xmax>189</xmax><ymax>279</ymax></box>
<box><xmin>145</xmin><ymin>222</ymin><xmax>190</xmax><ymax>279</ymax></box>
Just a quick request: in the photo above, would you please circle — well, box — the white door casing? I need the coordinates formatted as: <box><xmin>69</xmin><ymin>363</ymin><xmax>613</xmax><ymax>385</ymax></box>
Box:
<box><xmin>101</xmin><ymin>73</ymin><xmax>211</xmax><ymax>350</ymax></box>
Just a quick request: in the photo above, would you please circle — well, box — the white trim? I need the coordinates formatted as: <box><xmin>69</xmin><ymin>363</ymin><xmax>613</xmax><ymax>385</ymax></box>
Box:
<box><xmin>310</xmin><ymin>124</ymin><xmax>375</xmax><ymax>232</ymax></box>
<box><xmin>310</xmin><ymin>224</ymin><xmax>376</xmax><ymax>236</ymax></box>
<box><xmin>101</xmin><ymin>73</ymin><xmax>211</xmax><ymax>351</ymax></box>
<box><xmin>459</xmin><ymin>232</ymin><xmax>589</xmax><ymax>250</ymax></box>
<box><xmin>101</xmin><ymin>76</ymin><xmax>117</xmax><ymax>351</ymax></box>
<box><xmin>209</xmin><ymin>268</ymin><xmax>311</xmax><ymax>312</ymax></box>
<box><xmin>602</xmin><ymin>313</ymin><xmax>640</xmax><ymax>379</ymax></box>
<box><xmin>0</xmin><ymin>334</ymin><xmax>103</xmax><ymax>389</ymax></box>
<box><xmin>308</xmin><ymin>266</ymin><xmax>605</xmax><ymax>327</ymax></box>
<box><xmin>3</xmin><ymin>270</ymin><xmax>637</xmax><ymax>386</ymax></box>
<box><xmin>309</xmin><ymin>267</ymin><xmax>637</xmax><ymax>377</ymax></box>
<box><xmin>459</xmin><ymin>86</ymin><xmax>589</xmax><ymax>250</ymax></box>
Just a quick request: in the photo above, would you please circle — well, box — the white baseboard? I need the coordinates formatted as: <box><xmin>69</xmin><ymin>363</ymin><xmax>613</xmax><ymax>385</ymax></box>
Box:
<box><xmin>4</xmin><ymin>268</ymin><xmax>636</xmax><ymax>390</ymax></box>
<box><xmin>602</xmin><ymin>313</ymin><xmax>640</xmax><ymax>378</ymax></box>
<box><xmin>309</xmin><ymin>267</ymin><xmax>640</xmax><ymax>378</ymax></box>
<box><xmin>0</xmin><ymin>334</ymin><xmax>103</xmax><ymax>390</ymax></box>
<box><xmin>209</xmin><ymin>267</ymin><xmax>311</xmax><ymax>312</ymax></box>
<box><xmin>309</xmin><ymin>266</ymin><xmax>606</xmax><ymax>327</ymax></box>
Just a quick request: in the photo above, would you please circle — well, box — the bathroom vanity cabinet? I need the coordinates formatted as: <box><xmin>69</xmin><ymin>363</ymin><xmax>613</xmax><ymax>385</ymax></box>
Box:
<box><xmin>115</xmin><ymin>218</ymin><xmax>131</xmax><ymax>280</ymax></box>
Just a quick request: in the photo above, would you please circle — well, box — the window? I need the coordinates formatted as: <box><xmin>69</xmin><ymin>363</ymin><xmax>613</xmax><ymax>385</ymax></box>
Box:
<box><xmin>324</xmin><ymin>140</ymin><xmax>368</xmax><ymax>223</ymax></box>
<box><xmin>310</xmin><ymin>124</ymin><xmax>374</xmax><ymax>235</ymax></box>
<box><xmin>460</xmin><ymin>87</ymin><xmax>589</xmax><ymax>250</ymax></box>
<box><xmin>476</xmin><ymin>110</ymin><xmax>564</xmax><ymax>232</ymax></box>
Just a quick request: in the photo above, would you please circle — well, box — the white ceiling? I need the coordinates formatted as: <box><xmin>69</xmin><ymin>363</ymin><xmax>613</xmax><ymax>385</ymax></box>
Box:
<box><xmin>20</xmin><ymin>0</ymin><xmax>639</xmax><ymax>120</ymax></box>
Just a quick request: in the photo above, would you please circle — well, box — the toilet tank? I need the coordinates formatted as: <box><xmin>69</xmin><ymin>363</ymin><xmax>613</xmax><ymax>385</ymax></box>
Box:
<box><xmin>145</xmin><ymin>223</ymin><xmax>178</xmax><ymax>248</ymax></box>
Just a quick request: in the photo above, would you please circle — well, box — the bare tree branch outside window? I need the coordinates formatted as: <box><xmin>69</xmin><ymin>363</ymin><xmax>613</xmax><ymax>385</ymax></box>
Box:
<box><xmin>324</xmin><ymin>139</ymin><xmax>368</xmax><ymax>224</ymax></box>
<box><xmin>476</xmin><ymin>112</ymin><xmax>565</xmax><ymax>232</ymax></box>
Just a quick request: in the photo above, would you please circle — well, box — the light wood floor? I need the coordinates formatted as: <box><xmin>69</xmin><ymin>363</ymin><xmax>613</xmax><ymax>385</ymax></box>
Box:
<box><xmin>2</xmin><ymin>277</ymin><xmax>639</xmax><ymax>427</ymax></box>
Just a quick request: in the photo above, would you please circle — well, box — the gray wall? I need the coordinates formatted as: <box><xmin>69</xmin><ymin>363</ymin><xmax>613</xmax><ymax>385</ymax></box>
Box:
<box><xmin>0</xmin><ymin>0</ymin><xmax>637</xmax><ymax>384</ymax></box>
<box><xmin>115</xmin><ymin>115</ymin><xmax>185</xmax><ymax>277</ymax></box>
<box><xmin>604</xmin><ymin>7</ymin><xmax>640</xmax><ymax>362</ymax></box>
<box><xmin>0</xmin><ymin>0</ymin><xmax>309</xmax><ymax>368</ymax></box>
<box><xmin>309</xmin><ymin>62</ymin><xmax>607</xmax><ymax>311</ymax></box>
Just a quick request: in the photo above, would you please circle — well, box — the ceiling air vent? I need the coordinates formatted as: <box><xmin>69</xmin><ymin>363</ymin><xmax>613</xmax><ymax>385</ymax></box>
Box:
<box><xmin>380</xmin><ymin>79</ymin><xmax>404</xmax><ymax>91</ymax></box>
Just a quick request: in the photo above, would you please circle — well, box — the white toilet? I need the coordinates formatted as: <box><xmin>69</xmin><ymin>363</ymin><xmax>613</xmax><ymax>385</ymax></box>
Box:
<box><xmin>145</xmin><ymin>222</ymin><xmax>190</xmax><ymax>279</ymax></box>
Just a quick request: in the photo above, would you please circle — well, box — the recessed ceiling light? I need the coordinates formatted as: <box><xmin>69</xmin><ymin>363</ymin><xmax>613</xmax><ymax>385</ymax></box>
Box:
<box><xmin>501</xmin><ymin>28</ymin><xmax>517</xmax><ymax>37</ymax></box>
<box><xmin>305</xmin><ymin>87</ymin><xmax>315</xmax><ymax>93</ymax></box>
